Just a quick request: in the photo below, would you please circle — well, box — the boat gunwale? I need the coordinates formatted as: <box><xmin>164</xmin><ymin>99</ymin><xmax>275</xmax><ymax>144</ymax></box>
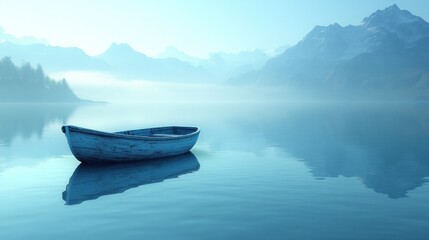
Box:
<box><xmin>62</xmin><ymin>125</ymin><xmax>200</xmax><ymax>141</ymax></box>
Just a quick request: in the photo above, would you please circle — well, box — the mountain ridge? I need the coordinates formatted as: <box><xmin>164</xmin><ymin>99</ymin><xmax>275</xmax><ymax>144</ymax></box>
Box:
<box><xmin>231</xmin><ymin>4</ymin><xmax>429</xmax><ymax>99</ymax></box>
<box><xmin>0</xmin><ymin>36</ymin><xmax>272</xmax><ymax>83</ymax></box>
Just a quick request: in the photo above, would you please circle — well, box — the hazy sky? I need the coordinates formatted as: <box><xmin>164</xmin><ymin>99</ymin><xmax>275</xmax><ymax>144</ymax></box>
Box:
<box><xmin>0</xmin><ymin>0</ymin><xmax>428</xmax><ymax>58</ymax></box>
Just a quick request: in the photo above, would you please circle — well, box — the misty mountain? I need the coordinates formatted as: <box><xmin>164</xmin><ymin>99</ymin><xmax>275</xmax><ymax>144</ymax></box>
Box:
<box><xmin>158</xmin><ymin>46</ymin><xmax>271</xmax><ymax>80</ymax></box>
<box><xmin>203</xmin><ymin>50</ymin><xmax>270</xmax><ymax>80</ymax></box>
<box><xmin>157</xmin><ymin>46</ymin><xmax>201</xmax><ymax>66</ymax></box>
<box><xmin>0</xmin><ymin>40</ymin><xmax>212</xmax><ymax>82</ymax></box>
<box><xmin>0</xmin><ymin>57</ymin><xmax>82</xmax><ymax>102</ymax></box>
<box><xmin>97</xmin><ymin>43</ymin><xmax>212</xmax><ymax>82</ymax></box>
<box><xmin>232</xmin><ymin>5</ymin><xmax>429</xmax><ymax>99</ymax></box>
<box><xmin>0</xmin><ymin>41</ymin><xmax>107</xmax><ymax>72</ymax></box>
<box><xmin>0</xmin><ymin>26</ymin><xmax>271</xmax><ymax>83</ymax></box>
<box><xmin>0</xmin><ymin>26</ymin><xmax>47</xmax><ymax>45</ymax></box>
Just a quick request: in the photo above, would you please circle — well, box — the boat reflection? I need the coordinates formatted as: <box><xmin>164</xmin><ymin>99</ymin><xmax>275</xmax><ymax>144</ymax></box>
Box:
<box><xmin>62</xmin><ymin>152</ymin><xmax>200</xmax><ymax>205</ymax></box>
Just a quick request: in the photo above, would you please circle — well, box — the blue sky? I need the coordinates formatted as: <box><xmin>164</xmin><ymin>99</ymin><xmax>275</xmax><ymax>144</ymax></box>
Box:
<box><xmin>0</xmin><ymin>0</ymin><xmax>428</xmax><ymax>57</ymax></box>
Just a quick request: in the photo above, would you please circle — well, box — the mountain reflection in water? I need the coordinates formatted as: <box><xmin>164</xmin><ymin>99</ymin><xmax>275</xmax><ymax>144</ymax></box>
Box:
<box><xmin>237</xmin><ymin>103</ymin><xmax>429</xmax><ymax>198</ymax></box>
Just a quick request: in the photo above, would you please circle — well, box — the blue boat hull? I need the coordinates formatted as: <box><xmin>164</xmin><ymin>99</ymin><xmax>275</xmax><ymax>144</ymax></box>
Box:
<box><xmin>62</xmin><ymin>125</ymin><xmax>200</xmax><ymax>163</ymax></box>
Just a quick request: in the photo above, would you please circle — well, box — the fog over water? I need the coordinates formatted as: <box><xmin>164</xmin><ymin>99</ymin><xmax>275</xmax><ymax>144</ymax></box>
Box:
<box><xmin>1</xmin><ymin>101</ymin><xmax>429</xmax><ymax>239</ymax></box>
<box><xmin>1</xmin><ymin>2</ymin><xmax>429</xmax><ymax>239</ymax></box>
<box><xmin>50</xmin><ymin>71</ymin><xmax>302</xmax><ymax>103</ymax></box>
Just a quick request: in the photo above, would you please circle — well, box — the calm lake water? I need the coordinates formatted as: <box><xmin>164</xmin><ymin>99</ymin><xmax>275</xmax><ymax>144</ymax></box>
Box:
<box><xmin>1</xmin><ymin>102</ymin><xmax>429</xmax><ymax>239</ymax></box>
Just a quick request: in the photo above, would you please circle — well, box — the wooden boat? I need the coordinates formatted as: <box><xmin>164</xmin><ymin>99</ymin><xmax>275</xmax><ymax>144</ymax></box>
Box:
<box><xmin>62</xmin><ymin>125</ymin><xmax>200</xmax><ymax>163</ymax></box>
<box><xmin>62</xmin><ymin>152</ymin><xmax>200</xmax><ymax>205</ymax></box>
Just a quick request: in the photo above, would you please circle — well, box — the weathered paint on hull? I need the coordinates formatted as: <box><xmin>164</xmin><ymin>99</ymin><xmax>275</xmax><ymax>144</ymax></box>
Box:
<box><xmin>62</xmin><ymin>125</ymin><xmax>200</xmax><ymax>163</ymax></box>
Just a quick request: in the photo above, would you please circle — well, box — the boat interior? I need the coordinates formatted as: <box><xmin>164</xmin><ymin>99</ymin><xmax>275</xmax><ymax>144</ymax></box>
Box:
<box><xmin>116</xmin><ymin>126</ymin><xmax>198</xmax><ymax>137</ymax></box>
